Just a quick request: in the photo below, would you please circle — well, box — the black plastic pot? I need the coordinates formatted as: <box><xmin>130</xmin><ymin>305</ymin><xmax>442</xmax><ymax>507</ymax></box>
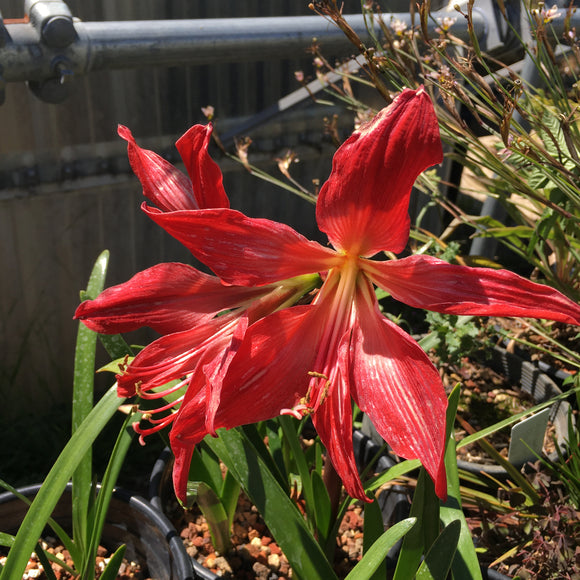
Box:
<box><xmin>150</xmin><ymin>435</ymin><xmax>409</xmax><ymax>579</ymax></box>
<box><xmin>0</xmin><ymin>482</ymin><xmax>195</xmax><ymax>580</ymax></box>
<box><xmin>503</xmin><ymin>330</ymin><xmax>572</xmax><ymax>391</ymax></box>
<box><xmin>151</xmin><ymin>432</ymin><xmax>513</xmax><ymax>580</ymax></box>
<box><xmin>151</xmin><ymin>431</ymin><xmax>466</xmax><ymax>579</ymax></box>
<box><xmin>149</xmin><ymin>448</ymin><xmax>218</xmax><ymax>580</ymax></box>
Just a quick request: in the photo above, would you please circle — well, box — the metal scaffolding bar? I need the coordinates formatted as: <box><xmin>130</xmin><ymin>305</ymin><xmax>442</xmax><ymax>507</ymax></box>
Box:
<box><xmin>3</xmin><ymin>1</ymin><xmax>579</xmax><ymax>103</ymax></box>
<box><xmin>1</xmin><ymin>12</ymin><xmax>487</xmax><ymax>85</ymax></box>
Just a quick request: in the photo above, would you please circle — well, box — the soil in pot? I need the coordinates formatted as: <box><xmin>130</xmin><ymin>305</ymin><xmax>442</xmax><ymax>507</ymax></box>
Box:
<box><xmin>151</xmin><ymin>448</ymin><xmax>372</xmax><ymax>580</ymax></box>
<box><xmin>173</xmin><ymin>491</ymin><xmax>366</xmax><ymax>579</ymax></box>
<box><xmin>4</xmin><ymin>539</ymin><xmax>146</xmax><ymax>580</ymax></box>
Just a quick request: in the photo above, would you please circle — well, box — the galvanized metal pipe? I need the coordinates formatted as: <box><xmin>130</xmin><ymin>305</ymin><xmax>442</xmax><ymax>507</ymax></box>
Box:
<box><xmin>0</xmin><ymin>12</ymin><xmax>488</xmax><ymax>84</ymax></box>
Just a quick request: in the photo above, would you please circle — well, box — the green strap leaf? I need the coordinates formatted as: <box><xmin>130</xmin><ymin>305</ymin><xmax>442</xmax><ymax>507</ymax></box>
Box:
<box><xmin>220</xmin><ymin>470</ymin><xmax>241</xmax><ymax>532</ymax></box>
<box><xmin>36</xmin><ymin>545</ymin><xmax>71</xmax><ymax>579</ymax></box>
<box><xmin>362</xmin><ymin>491</ymin><xmax>388</xmax><ymax>580</ymax></box>
<box><xmin>365</xmin><ymin>459</ymin><xmax>421</xmax><ymax>493</ymax></box>
<box><xmin>441</xmin><ymin>383</ymin><xmax>483</xmax><ymax>580</ymax></box>
<box><xmin>311</xmin><ymin>469</ymin><xmax>332</xmax><ymax>550</ymax></box>
<box><xmin>189</xmin><ymin>444</ymin><xmax>225</xmax><ymax>498</ymax></box>
<box><xmin>99</xmin><ymin>544</ymin><xmax>126</xmax><ymax>580</ymax></box>
<box><xmin>0</xmin><ymin>479</ymin><xmax>82</xmax><ymax>566</ymax></box>
<box><xmin>344</xmin><ymin>518</ymin><xmax>417</xmax><ymax>580</ymax></box>
<box><xmin>83</xmin><ymin>410</ymin><xmax>140</xmax><ymax>579</ymax></box>
<box><xmin>278</xmin><ymin>416</ymin><xmax>317</xmax><ymax>531</ymax></box>
<box><xmin>186</xmin><ymin>481</ymin><xmax>232</xmax><ymax>555</ymax></box>
<box><xmin>98</xmin><ymin>334</ymin><xmax>133</xmax><ymax>359</ymax></box>
<box><xmin>440</xmin><ymin>436</ymin><xmax>483</xmax><ymax>580</ymax></box>
<box><xmin>415</xmin><ymin>520</ymin><xmax>461</xmax><ymax>580</ymax></box>
<box><xmin>73</xmin><ymin>250</ymin><xmax>110</xmax><ymax>558</ymax></box>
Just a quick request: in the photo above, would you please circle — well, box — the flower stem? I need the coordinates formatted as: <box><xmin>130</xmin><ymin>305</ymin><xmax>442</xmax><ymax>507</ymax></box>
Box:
<box><xmin>323</xmin><ymin>454</ymin><xmax>343</xmax><ymax>523</ymax></box>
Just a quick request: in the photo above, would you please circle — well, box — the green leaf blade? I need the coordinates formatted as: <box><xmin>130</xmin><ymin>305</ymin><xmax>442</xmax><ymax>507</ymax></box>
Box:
<box><xmin>344</xmin><ymin>518</ymin><xmax>417</xmax><ymax>580</ymax></box>
<box><xmin>72</xmin><ymin>250</ymin><xmax>110</xmax><ymax>561</ymax></box>
<box><xmin>99</xmin><ymin>544</ymin><xmax>126</xmax><ymax>580</ymax></box>
<box><xmin>415</xmin><ymin>520</ymin><xmax>461</xmax><ymax>580</ymax></box>
<box><xmin>362</xmin><ymin>492</ymin><xmax>388</xmax><ymax>580</ymax></box>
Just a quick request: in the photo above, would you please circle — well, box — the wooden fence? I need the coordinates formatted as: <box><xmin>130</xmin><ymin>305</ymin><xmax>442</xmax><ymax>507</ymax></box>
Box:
<box><xmin>0</xmin><ymin>1</ymin><xmax>370</xmax><ymax>419</ymax></box>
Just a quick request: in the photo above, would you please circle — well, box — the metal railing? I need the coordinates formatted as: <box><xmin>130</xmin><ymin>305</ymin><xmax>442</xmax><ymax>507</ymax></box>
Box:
<box><xmin>0</xmin><ymin>0</ymin><xmax>497</xmax><ymax>104</ymax></box>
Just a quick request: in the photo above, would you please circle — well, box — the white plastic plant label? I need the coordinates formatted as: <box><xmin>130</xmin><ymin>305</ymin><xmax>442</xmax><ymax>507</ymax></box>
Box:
<box><xmin>508</xmin><ymin>407</ymin><xmax>551</xmax><ymax>467</ymax></box>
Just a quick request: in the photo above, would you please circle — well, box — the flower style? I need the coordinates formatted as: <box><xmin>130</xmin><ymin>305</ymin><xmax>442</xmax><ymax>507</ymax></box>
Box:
<box><xmin>76</xmin><ymin>87</ymin><xmax>580</xmax><ymax>506</ymax></box>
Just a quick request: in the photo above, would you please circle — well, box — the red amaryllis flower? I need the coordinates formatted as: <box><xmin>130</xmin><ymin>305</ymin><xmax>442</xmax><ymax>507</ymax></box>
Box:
<box><xmin>77</xmin><ymin>87</ymin><xmax>580</xmax><ymax>506</ymax></box>
<box><xmin>131</xmin><ymin>87</ymin><xmax>580</xmax><ymax>504</ymax></box>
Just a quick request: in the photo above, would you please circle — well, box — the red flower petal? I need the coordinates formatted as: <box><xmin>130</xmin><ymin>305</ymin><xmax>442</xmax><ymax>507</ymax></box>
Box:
<box><xmin>170</xmin><ymin>306</ymin><xmax>320</xmax><ymax>447</ymax></box>
<box><xmin>143</xmin><ymin>205</ymin><xmax>340</xmax><ymax>286</ymax></box>
<box><xmin>175</xmin><ymin>124</ymin><xmax>229</xmax><ymax>209</ymax></box>
<box><xmin>74</xmin><ymin>263</ymin><xmax>270</xmax><ymax>335</ymax></box>
<box><xmin>118</xmin><ymin>125</ymin><xmax>198</xmax><ymax>211</ymax></box>
<box><xmin>168</xmin><ymin>307</ymin><xmax>319</xmax><ymax>500</ymax></box>
<box><xmin>117</xmin><ymin>314</ymin><xmax>237</xmax><ymax>396</ymax></box>
<box><xmin>172</xmin><ymin>438</ymin><xmax>197</xmax><ymax>505</ymax></box>
<box><xmin>169</xmin><ymin>371</ymin><xmax>208</xmax><ymax>502</ymax></box>
<box><xmin>350</xmin><ymin>279</ymin><xmax>448</xmax><ymax>499</ymax></box>
<box><xmin>366</xmin><ymin>254</ymin><xmax>580</xmax><ymax>325</ymax></box>
<box><xmin>312</xmin><ymin>332</ymin><xmax>368</xmax><ymax>502</ymax></box>
<box><xmin>316</xmin><ymin>87</ymin><xmax>443</xmax><ymax>257</ymax></box>
<box><xmin>202</xmin><ymin>315</ymin><xmax>249</xmax><ymax>436</ymax></box>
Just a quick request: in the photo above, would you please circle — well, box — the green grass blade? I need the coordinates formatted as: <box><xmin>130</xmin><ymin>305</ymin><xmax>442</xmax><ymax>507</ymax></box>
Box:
<box><xmin>187</xmin><ymin>481</ymin><xmax>231</xmax><ymax>554</ymax></box>
<box><xmin>205</xmin><ymin>428</ymin><xmax>339</xmax><ymax>580</ymax></box>
<box><xmin>440</xmin><ymin>436</ymin><xmax>483</xmax><ymax>580</ymax></box>
<box><xmin>83</xmin><ymin>410</ymin><xmax>139</xmax><ymax>579</ymax></box>
<box><xmin>0</xmin><ymin>385</ymin><xmax>125</xmax><ymax>580</ymax></box>
<box><xmin>344</xmin><ymin>518</ymin><xmax>417</xmax><ymax>580</ymax></box>
<box><xmin>416</xmin><ymin>520</ymin><xmax>461</xmax><ymax>580</ymax></box>
<box><xmin>363</xmin><ymin>491</ymin><xmax>388</xmax><ymax>580</ymax></box>
<box><xmin>278</xmin><ymin>416</ymin><xmax>317</xmax><ymax>530</ymax></box>
<box><xmin>72</xmin><ymin>250</ymin><xmax>110</xmax><ymax>560</ymax></box>
<box><xmin>99</xmin><ymin>544</ymin><xmax>126</xmax><ymax>580</ymax></box>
